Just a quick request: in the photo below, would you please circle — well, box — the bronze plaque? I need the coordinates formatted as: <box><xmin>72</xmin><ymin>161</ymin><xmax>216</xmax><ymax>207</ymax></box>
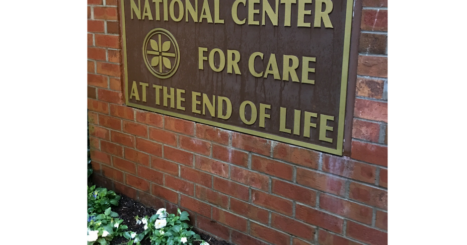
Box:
<box><xmin>121</xmin><ymin>0</ymin><xmax>355</xmax><ymax>155</ymax></box>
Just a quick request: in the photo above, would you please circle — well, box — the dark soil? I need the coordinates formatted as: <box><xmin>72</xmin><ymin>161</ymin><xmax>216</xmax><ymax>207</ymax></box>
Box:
<box><xmin>107</xmin><ymin>194</ymin><xmax>233</xmax><ymax>245</ymax></box>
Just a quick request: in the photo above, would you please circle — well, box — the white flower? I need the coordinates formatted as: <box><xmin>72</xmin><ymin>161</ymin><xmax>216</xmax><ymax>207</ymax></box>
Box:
<box><xmin>180</xmin><ymin>237</ymin><xmax>187</xmax><ymax>244</ymax></box>
<box><xmin>134</xmin><ymin>237</ymin><xmax>139</xmax><ymax>243</ymax></box>
<box><xmin>154</xmin><ymin>219</ymin><xmax>167</xmax><ymax>229</ymax></box>
<box><xmin>130</xmin><ymin>232</ymin><xmax>136</xmax><ymax>239</ymax></box>
<box><xmin>114</xmin><ymin>222</ymin><xmax>119</xmax><ymax>228</ymax></box>
<box><xmin>159</xmin><ymin>230</ymin><xmax>165</xmax><ymax>235</ymax></box>
<box><xmin>87</xmin><ymin>230</ymin><xmax>98</xmax><ymax>242</ymax></box>
<box><xmin>144</xmin><ymin>224</ymin><xmax>148</xmax><ymax>230</ymax></box>
<box><xmin>200</xmin><ymin>242</ymin><xmax>209</xmax><ymax>245</ymax></box>
<box><xmin>156</xmin><ymin>208</ymin><xmax>167</xmax><ymax>219</ymax></box>
<box><xmin>102</xmin><ymin>230</ymin><xmax>110</xmax><ymax>237</ymax></box>
<box><xmin>142</xmin><ymin>218</ymin><xmax>148</xmax><ymax>225</ymax></box>
<box><xmin>136</xmin><ymin>219</ymin><xmax>141</xmax><ymax>225</ymax></box>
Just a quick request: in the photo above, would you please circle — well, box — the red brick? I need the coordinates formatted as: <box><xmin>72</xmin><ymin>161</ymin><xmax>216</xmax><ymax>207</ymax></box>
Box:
<box><xmin>136</xmin><ymin>138</ymin><xmax>162</xmax><ymax>156</ymax></box>
<box><xmin>151</xmin><ymin>184</ymin><xmax>178</xmax><ymax>203</ymax></box>
<box><xmin>151</xmin><ymin>157</ymin><xmax>178</xmax><ymax>176</ymax></box>
<box><xmin>166</xmin><ymin>175</ymin><xmax>194</xmax><ymax>196</ymax></box>
<box><xmin>296</xmin><ymin>168</ymin><xmax>346</xmax><ymax>196</ymax></box>
<box><xmin>88</xmin><ymin>0</ymin><xmax>102</xmax><ymax>4</ymax></box>
<box><xmin>88</xmin><ymin>74</ymin><xmax>107</xmax><ymax>88</ymax></box>
<box><xmin>230</xmin><ymin>198</ymin><xmax>269</xmax><ymax>224</ymax></box>
<box><xmin>92</xmin><ymin>174</ymin><xmax>113</xmax><ymax>190</ymax></box>
<box><xmin>89</xmin><ymin>125</ymin><xmax>109</xmax><ymax>140</ymax></box>
<box><xmin>137</xmin><ymin>191</ymin><xmax>165</xmax><ymax>210</ymax></box>
<box><xmin>180</xmin><ymin>195</ymin><xmax>211</xmax><ymax>217</ymax></box>
<box><xmin>352</xmin><ymin>119</ymin><xmax>380</xmax><ymax>143</ymax></box>
<box><xmin>88</xmin><ymin>99</ymin><xmax>109</xmax><ymax>114</ymax></box>
<box><xmin>98</xmin><ymin>114</ymin><xmax>121</xmax><ymax>130</ymax></box>
<box><xmin>318</xmin><ymin>229</ymin><xmax>361</xmax><ymax>245</ymax></box>
<box><xmin>379</xmin><ymin>168</ymin><xmax>387</xmax><ymax>188</ymax></box>
<box><xmin>251</xmin><ymin>155</ymin><xmax>293</xmax><ymax>181</ymax></box>
<box><xmin>320</xmin><ymin>193</ymin><xmax>373</xmax><ymax>225</ymax></box>
<box><xmin>149</xmin><ymin>127</ymin><xmax>177</xmax><ymax>146</ymax></box>
<box><xmin>357</xmin><ymin>56</ymin><xmax>387</xmax><ymax>78</ymax></box>
<box><xmin>89</xmin><ymin>136</ymin><xmax>100</xmax><ymax>149</ymax></box>
<box><xmin>180</xmin><ymin>136</ymin><xmax>211</xmax><ymax>156</ymax></box>
<box><xmin>271</xmin><ymin>213</ymin><xmax>315</xmax><ymax>240</ymax></box>
<box><xmin>195</xmin><ymin>185</ymin><xmax>228</xmax><ymax>209</ymax></box>
<box><xmin>361</xmin><ymin>9</ymin><xmax>387</xmax><ymax>32</ymax></box>
<box><xmin>250</xmin><ymin>222</ymin><xmax>290</xmax><ymax>245</ymax></box>
<box><xmin>113</xmin><ymin>157</ymin><xmax>136</xmax><ymax>174</ymax></box>
<box><xmin>108</xmin><ymin>49</ymin><xmax>121</xmax><ymax>63</ymax></box>
<box><xmin>88</xmin><ymin>20</ymin><xmax>105</xmax><ymax>33</ymax></box>
<box><xmin>88</xmin><ymin>112</ymin><xmax>98</xmax><ymax>124</ymax></box>
<box><xmin>96</xmin><ymin>61</ymin><xmax>121</xmax><ymax>77</ymax></box>
<box><xmin>292</xmin><ymin>238</ymin><xmax>313</xmax><ymax>245</ymax></box>
<box><xmin>101</xmin><ymin>140</ymin><xmax>123</xmax><ymax>157</ymax></box>
<box><xmin>196</xmin><ymin>124</ymin><xmax>229</xmax><ymax>145</ymax></box>
<box><xmin>347</xmin><ymin>221</ymin><xmax>387</xmax><ymax>245</ymax></box>
<box><xmin>106</xmin><ymin>0</ymin><xmax>118</xmax><ymax>5</ymax></box>
<box><xmin>98</xmin><ymin>89</ymin><xmax>123</xmax><ymax>104</ymax></box>
<box><xmin>94</xmin><ymin>7</ymin><xmax>118</xmax><ymax>20</ymax></box>
<box><xmin>362</xmin><ymin>0</ymin><xmax>387</xmax><ymax>7</ymax></box>
<box><xmin>231</xmin><ymin>231</ymin><xmax>268</xmax><ymax>245</ymax></box>
<box><xmin>323</xmin><ymin>154</ymin><xmax>376</xmax><ymax>184</ymax></box>
<box><xmin>295</xmin><ymin>204</ymin><xmax>343</xmax><ymax>233</ymax></box>
<box><xmin>88</xmin><ymin>86</ymin><xmax>97</xmax><ymax>99</ymax></box>
<box><xmin>90</xmin><ymin>150</ymin><xmax>111</xmax><ymax>165</ymax></box>
<box><xmin>95</xmin><ymin>34</ymin><xmax>120</xmax><ymax>49</ymax></box>
<box><xmin>351</xmin><ymin>140</ymin><xmax>387</xmax><ymax>166</ymax></box>
<box><xmin>212</xmin><ymin>207</ymin><xmax>247</xmax><ymax>232</ymax></box>
<box><xmin>231</xmin><ymin>166</ymin><xmax>269</xmax><ymax>191</ymax></box>
<box><xmin>138</xmin><ymin>165</ymin><xmax>164</xmax><ymax>185</ymax></box>
<box><xmin>91</xmin><ymin>161</ymin><xmax>102</xmax><ymax>174</ymax></box>
<box><xmin>124</xmin><ymin>148</ymin><xmax>150</xmax><ymax>166</ymax></box>
<box><xmin>110</xmin><ymin>104</ymin><xmax>134</xmax><ymax>120</ymax></box>
<box><xmin>196</xmin><ymin>215</ymin><xmax>230</xmax><ymax>240</ymax></box>
<box><xmin>101</xmin><ymin>165</ymin><xmax>124</xmax><ymax>183</ymax></box>
<box><xmin>212</xmin><ymin>144</ymin><xmax>248</xmax><ymax>167</ymax></box>
<box><xmin>349</xmin><ymin>182</ymin><xmax>387</xmax><ymax>210</ymax></box>
<box><xmin>109</xmin><ymin>77</ymin><xmax>122</xmax><ymax>91</ymax></box>
<box><xmin>272</xmin><ymin>179</ymin><xmax>316</xmax><ymax>207</ymax></box>
<box><xmin>114</xmin><ymin>182</ymin><xmax>137</xmax><ymax>199</ymax></box>
<box><xmin>195</xmin><ymin>156</ymin><xmax>228</xmax><ymax>178</ymax></box>
<box><xmin>181</xmin><ymin>167</ymin><xmax>212</xmax><ymax>187</ymax></box>
<box><xmin>88</xmin><ymin>6</ymin><xmax>91</xmax><ymax>19</ymax></box>
<box><xmin>126</xmin><ymin>175</ymin><xmax>150</xmax><ymax>192</ymax></box>
<box><xmin>88</xmin><ymin>60</ymin><xmax>95</xmax><ymax>73</ymax></box>
<box><xmin>88</xmin><ymin>33</ymin><xmax>94</xmax><ymax>46</ymax></box>
<box><xmin>356</xmin><ymin>78</ymin><xmax>384</xmax><ymax>101</ymax></box>
<box><xmin>213</xmin><ymin>177</ymin><xmax>249</xmax><ymax>201</ymax></box>
<box><xmin>273</xmin><ymin>142</ymin><xmax>319</xmax><ymax>169</ymax></box>
<box><xmin>251</xmin><ymin>190</ymin><xmax>293</xmax><ymax>216</ymax></box>
<box><xmin>165</xmin><ymin>116</ymin><xmax>194</xmax><ymax>135</ymax></box>
<box><xmin>354</xmin><ymin>98</ymin><xmax>387</xmax><ymax>123</ymax></box>
<box><xmin>232</xmin><ymin>133</ymin><xmax>271</xmax><ymax>156</ymax></box>
<box><xmin>88</xmin><ymin>47</ymin><xmax>106</xmax><ymax>61</ymax></box>
<box><xmin>375</xmin><ymin>210</ymin><xmax>387</xmax><ymax>230</ymax></box>
<box><xmin>123</xmin><ymin>121</ymin><xmax>148</xmax><ymax>137</ymax></box>
<box><xmin>136</xmin><ymin>111</ymin><xmax>163</xmax><ymax>127</ymax></box>
<box><xmin>359</xmin><ymin>33</ymin><xmax>387</xmax><ymax>55</ymax></box>
<box><xmin>107</xmin><ymin>21</ymin><xmax>120</xmax><ymax>34</ymax></box>
<box><xmin>164</xmin><ymin>146</ymin><xmax>193</xmax><ymax>165</ymax></box>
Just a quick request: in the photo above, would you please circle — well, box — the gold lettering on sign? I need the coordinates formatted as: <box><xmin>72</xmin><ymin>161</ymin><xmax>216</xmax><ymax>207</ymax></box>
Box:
<box><xmin>283</xmin><ymin>55</ymin><xmax>300</xmax><ymax>82</ymax></box>
<box><xmin>199</xmin><ymin>0</ymin><xmax>213</xmax><ymax>23</ymax></box>
<box><xmin>163</xmin><ymin>86</ymin><xmax>175</xmax><ymax>108</ymax></box>
<box><xmin>152</xmin><ymin>0</ymin><xmax>162</xmax><ymax>20</ymax></box>
<box><xmin>264</xmin><ymin>53</ymin><xmax>280</xmax><ymax>80</ymax></box>
<box><xmin>302</xmin><ymin>57</ymin><xmax>316</xmax><ymax>84</ymax></box>
<box><xmin>319</xmin><ymin>114</ymin><xmax>334</xmax><ymax>143</ymax></box>
<box><xmin>297</xmin><ymin>0</ymin><xmax>312</xmax><ymax>27</ymax></box>
<box><xmin>314</xmin><ymin>0</ymin><xmax>334</xmax><ymax>28</ymax></box>
<box><xmin>176</xmin><ymin>89</ymin><xmax>186</xmax><ymax>110</ymax></box>
<box><xmin>249</xmin><ymin>52</ymin><xmax>264</xmax><ymax>78</ymax></box>
<box><xmin>281</xmin><ymin>0</ymin><xmax>296</xmax><ymax>27</ymax></box>
<box><xmin>142</xmin><ymin>0</ymin><xmax>153</xmax><ymax>20</ymax></box>
<box><xmin>214</xmin><ymin>0</ymin><xmax>224</xmax><ymax>23</ymax></box>
<box><xmin>248</xmin><ymin>0</ymin><xmax>260</xmax><ymax>26</ymax></box>
<box><xmin>218</xmin><ymin>96</ymin><xmax>232</xmax><ymax>120</ymax></box>
<box><xmin>293</xmin><ymin>109</ymin><xmax>301</xmax><ymax>135</ymax></box>
<box><xmin>227</xmin><ymin>50</ymin><xmax>241</xmax><ymax>75</ymax></box>
<box><xmin>203</xmin><ymin>94</ymin><xmax>216</xmax><ymax>117</ymax></box>
<box><xmin>170</xmin><ymin>0</ymin><xmax>184</xmax><ymax>22</ymax></box>
<box><xmin>131</xmin><ymin>0</ymin><xmax>142</xmax><ymax>20</ymax></box>
<box><xmin>279</xmin><ymin>107</ymin><xmax>292</xmax><ymax>133</ymax></box>
<box><xmin>198</xmin><ymin>47</ymin><xmax>208</xmax><ymax>70</ymax></box>
<box><xmin>209</xmin><ymin>49</ymin><xmax>226</xmax><ymax>72</ymax></box>
<box><xmin>153</xmin><ymin>85</ymin><xmax>162</xmax><ymax>105</ymax></box>
<box><xmin>130</xmin><ymin>81</ymin><xmax>140</xmax><ymax>101</ymax></box>
<box><xmin>139</xmin><ymin>82</ymin><xmax>149</xmax><ymax>102</ymax></box>
<box><xmin>192</xmin><ymin>91</ymin><xmax>201</xmax><ymax>114</ymax></box>
<box><xmin>239</xmin><ymin>101</ymin><xmax>257</xmax><ymax>125</ymax></box>
<box><xmin>303</xmin><ymin>111</ymin><xmax>317</xmax><ymax>138</ymax></box>
<box><xmin>232</xmin><ymin>0</ymin><xmax>246</xmax><ymax>25</ymax></box>
<box><xmin>185</xmin><ymin>0</ymin><xmax>198</xmax><ymax>22</ymax></box>
<box><xmin>262</xmin><ymin>0</ymin><xmax>279</xmax><ymax>26</ymax></box>
<box><xmin>259</xmin><ymin>103</ymin><xmax>271</xmax><ymax>128</ymax></box>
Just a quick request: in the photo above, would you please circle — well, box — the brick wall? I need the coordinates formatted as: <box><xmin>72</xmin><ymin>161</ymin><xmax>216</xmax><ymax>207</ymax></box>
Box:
<box><xmin>87</xmin><ymin>0</ymin><xmax>388</xmax><ymax>244</ymax></box>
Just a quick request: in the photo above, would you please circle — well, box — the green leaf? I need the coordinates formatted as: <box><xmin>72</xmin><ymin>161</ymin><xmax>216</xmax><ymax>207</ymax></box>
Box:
<box><xmin>172</xmin><ymin>225</ymin><xmax>181</xmax><ymax>233</ymax></box>
<box><xmin>123</xmin><ymin>232</ymin><xmax>131</xmax><ymax>240</ymax></box>
<box><xmin>120</xmin><ymin>225</ymin><xmax>128</xmax><ymax>230</ymax></box>
<box><xmin>97</xmin><ymin>238</ymin><xmax>107</xmax><ymax>245</ymax></box>
<box><xmin>150</xmin><ymin>214</ymin><xmax>158</xmax><ymax>223</ymax></box>
<box><xmin>110</xmin><ymin>212</ymin><xmax>119</xmax><ymax>218</ymax></box>
<box><xmin>180</xmin><ymin>211</ymin><xmax>190</xmax><ymax>221</ymax></box>
<box><xmin>110</xmin><ymin>199</ymin><xmax>119</xmax><ymax>206</ymax></box>
<box><xmin>128</xmin><ymin>240</ymin><xmax>134</xmax><ymax>245</ymax></box>
<box><xmin>104</xmin><ymin>208</ymin><xmax>111</xmax><ymax>216</ymax></box>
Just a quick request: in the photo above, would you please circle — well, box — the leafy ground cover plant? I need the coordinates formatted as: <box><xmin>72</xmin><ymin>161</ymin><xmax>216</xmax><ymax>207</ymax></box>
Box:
<box><xmin>126</xmin><ymin>208</ymin><xmax>208</xmax><ymax>245</ymax></box>
<box><xmin>88</xmin><ymin>185</ymin><xmax>121</xmax><ymax>214</ymax></box>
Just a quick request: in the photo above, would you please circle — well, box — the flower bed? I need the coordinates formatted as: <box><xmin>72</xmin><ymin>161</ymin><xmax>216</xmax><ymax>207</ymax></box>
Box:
<box><xmin>87</xmin><ymin>185</ymin><xmax>232</xmax><ymax>245</ymax></box>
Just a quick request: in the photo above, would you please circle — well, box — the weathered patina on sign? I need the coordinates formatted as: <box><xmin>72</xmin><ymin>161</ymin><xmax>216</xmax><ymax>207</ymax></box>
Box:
<box><xmin>121</xmin><ymin>0</ymin><xmax>355</xmax><ymax>155</ymax></box>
